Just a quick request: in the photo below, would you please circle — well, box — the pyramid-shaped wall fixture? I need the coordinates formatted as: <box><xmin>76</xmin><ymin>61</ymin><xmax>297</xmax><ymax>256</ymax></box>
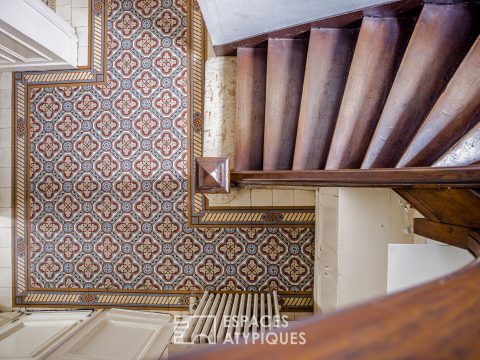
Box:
<box><xmin>195</xmin><ymin>157</ymin><xmax>230</xmax><ymax>193</ymax></box>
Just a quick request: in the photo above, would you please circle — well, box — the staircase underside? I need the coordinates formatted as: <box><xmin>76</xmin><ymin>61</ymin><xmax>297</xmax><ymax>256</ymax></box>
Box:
<box><xmin>192</xmin><ymin>0</ymin><xmax>480</xmax><ymax>357</ymax></box>
<box><xmin>216</xmin><ymin>0</ymin><xmax>480</xmax><ymax>232</ymax></box>
<box><xmin>195</xmin><ymin>0</ymin><xmax>480</xmax><ymax>236</ymax></box>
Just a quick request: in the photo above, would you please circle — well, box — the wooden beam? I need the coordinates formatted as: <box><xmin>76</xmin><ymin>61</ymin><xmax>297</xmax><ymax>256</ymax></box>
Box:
<box><xmin>397</xmin><ymin>188</ymin><xmax>480</xmax><ymax>228</ymax></box>
<box><xmin>230</xmin><ymin>165</ymin><xmax>480</xmax><ymax>188</ymax></box>
<box><xmin>212</xmin><ymin>0</ymin><xmax>421</xmax><ymax>56</ymax></box>
<box><xmin>413</xmin><ymin>218</ymin><xmax>472</xmax><ymax>249</ymax></box>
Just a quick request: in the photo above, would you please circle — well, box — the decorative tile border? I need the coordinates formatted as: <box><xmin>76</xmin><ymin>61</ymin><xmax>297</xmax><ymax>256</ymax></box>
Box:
<box><xmin>19</xmin><ymin>290</ymin><xmax>313</xmax><ymax>311</ymax></box>
<box><xmin>13</xmin><ymin>0</ymin><xmax>107</xmax><ymax>305</ymax></box>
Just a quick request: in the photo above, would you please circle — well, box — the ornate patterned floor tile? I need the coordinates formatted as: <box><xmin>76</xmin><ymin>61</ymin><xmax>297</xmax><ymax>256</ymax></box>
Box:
<box><xmin>13</xmin><ymin>0</ymin><xmax>314</xmax><ymax>309</ymax></box>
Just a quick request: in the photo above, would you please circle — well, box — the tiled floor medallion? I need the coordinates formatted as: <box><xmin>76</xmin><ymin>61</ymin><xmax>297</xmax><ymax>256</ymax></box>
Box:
<box><xmin>13</xmin><ymin>0</ymin><xmax>314</xmax><ymax>309</ymax></box>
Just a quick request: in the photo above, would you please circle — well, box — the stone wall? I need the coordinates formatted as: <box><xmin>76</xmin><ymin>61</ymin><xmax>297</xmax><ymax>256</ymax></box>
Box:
<box><xmin>202</xmin><ymin>54</ymin><xmax>316</xmax><ymax>208</ymax></box>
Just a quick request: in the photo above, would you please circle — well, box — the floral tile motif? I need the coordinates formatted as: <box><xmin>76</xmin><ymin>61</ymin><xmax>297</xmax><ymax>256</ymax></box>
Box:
<box><xmin>14</xmin><ymin>0</ymin><xmax>314</xmax><ymax>308</ymax></box>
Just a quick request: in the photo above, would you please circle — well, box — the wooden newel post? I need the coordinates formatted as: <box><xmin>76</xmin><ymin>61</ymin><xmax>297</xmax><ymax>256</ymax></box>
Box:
<box><xmin>195</xmin><ymin>157</ymin><xmax>231</xmax><ymax>194</ymax></box>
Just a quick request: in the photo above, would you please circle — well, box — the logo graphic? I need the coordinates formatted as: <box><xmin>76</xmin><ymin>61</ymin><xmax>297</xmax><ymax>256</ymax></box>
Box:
<box><xmin>173</xmin><ymin>315</ymin><xmax>306</xmax><ymax>345</ymax></box>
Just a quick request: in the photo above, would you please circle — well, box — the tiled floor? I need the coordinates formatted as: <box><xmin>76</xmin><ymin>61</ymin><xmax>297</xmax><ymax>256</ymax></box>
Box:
<box><xmin>11</xmin><ymin>0</ymin><xmax>314</xmax><ymax>309</ymax></box>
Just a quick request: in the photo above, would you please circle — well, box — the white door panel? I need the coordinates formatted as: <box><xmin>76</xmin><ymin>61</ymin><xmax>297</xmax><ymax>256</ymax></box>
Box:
<box><xmin>0</xmin><ymin>0</ymin><xmax>78</xmax><ymax>71</ymax></box>
<box><xmin>0</xmin><ymin>311</ymin><xmax>92</xmax><ymax>359</ymax></box>
<box><xmin>47</xmin><ymin>309</ymin><xmax>174</xmax><ymax>360</ymax></box>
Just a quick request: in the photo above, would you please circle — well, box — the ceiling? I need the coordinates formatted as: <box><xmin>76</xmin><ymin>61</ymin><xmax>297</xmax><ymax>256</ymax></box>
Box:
<box><xmin>198</xmin><ymin>0</ymin><xmax>396</xmax><ymax>46</ymax></box>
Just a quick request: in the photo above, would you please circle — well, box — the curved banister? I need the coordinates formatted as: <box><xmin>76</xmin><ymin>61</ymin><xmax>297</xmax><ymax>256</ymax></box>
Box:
<box><xmin>176</xmin><ymin>236</ymin><xmax>480</xmax><ymax>359</ymax></box>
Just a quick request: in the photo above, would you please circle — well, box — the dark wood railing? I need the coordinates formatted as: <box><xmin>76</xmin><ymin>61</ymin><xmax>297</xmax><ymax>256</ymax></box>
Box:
<box><xmin>230</xmin><ymin>165</ymin><xmax>480</xmax><ymax>188</ymax></box>
<box><xmin>191</xmin><ymin>157</ymin><xmax>480</xmax><ymax>358</ymax></box>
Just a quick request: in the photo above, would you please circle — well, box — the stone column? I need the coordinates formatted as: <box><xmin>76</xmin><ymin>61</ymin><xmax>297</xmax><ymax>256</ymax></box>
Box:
<box><xmin>203</xmin><ymin>56</ymin><xmax>238</xmax><ymax>204</ymax></box>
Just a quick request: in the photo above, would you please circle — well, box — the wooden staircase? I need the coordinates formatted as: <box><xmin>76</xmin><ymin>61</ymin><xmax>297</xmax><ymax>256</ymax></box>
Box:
<box><xmin>193</xmin><ymin>0</ymin><xmax>480</xmax><ymax>357</ymax></box>
<box><xmin>230</xmin><ymin>1</ymin><xmax>480</xmax><ymax>231</ymax></box>
<box><xmin>234</xmin><ymin>2</ymin><xmax>479</xmax><ymax>173</ymax></box>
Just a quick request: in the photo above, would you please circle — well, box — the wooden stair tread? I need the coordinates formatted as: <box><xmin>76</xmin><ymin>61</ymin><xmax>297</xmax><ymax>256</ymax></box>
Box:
<box><xmin>292</xmin><ymin>28</ymin><xmax>357</xmax><ymax>170</ymax></box>
<box><xmin>362</xmin><ymin>3</ymin><xmax>478</xmax><ymax>169</ymax></box>
<box><xmin>263</xmin><ymin>38</ymin><xmax>308</xmax><ymax>170</ymax></box>
<box><xmin>434</xmin><ymin>122</ymin><xmax>480</xmax><ymax>167</ymax></box>
<box><xmin>325</xmin><ymin>17</ymin><xmax>412</xmax><ymax>170</ymax></box>
<box><xmin>234</xmin><ymin>47</ymin><xmax>267</xmax><ymax>171</ymax></box>
<box><xmin>397</xmin><ymin>35</ymin><xmax>480</xmax><ymax>167</ymax></box>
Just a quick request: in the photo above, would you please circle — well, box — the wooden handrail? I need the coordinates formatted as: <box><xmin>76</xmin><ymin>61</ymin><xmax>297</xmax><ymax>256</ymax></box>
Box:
<box><xmin>230</xmin><ymin>165</ymin><xmax>480</xmax><ymax>188</ymax></box>
<box><xmin>176</xmin><ymin>251</ymin><xmax>480</xmax><ymax>359</ymax></box>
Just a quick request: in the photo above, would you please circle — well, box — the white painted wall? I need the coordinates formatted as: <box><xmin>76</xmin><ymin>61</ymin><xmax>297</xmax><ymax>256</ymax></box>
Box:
<box><xmin>337</xmin><ymin>188</ymin><xmax>390</xmax><ymax>308</ymax></box>
<box><xmin>314</xmin><ymin>188</ymin><xmax>339</xmax><ymax>313</ymax></box>
<box><xmin>198</xmin><ymin>0</ymin><xmax>395</xmax><ymax>46</ymax></box>
<box><xmin>336</xmin><ymin>188</ymin><xmax>415</xmax><ymax>308</ymax></box>
<box><xmin>55</xmin><ymin>0</ymin><xmax>90</xmax><ymax>67</ymax></box>
<box><xmin>203</xmin><ymin>57</ymin><xmax>237</xmax><ymax>167</ymax></box>
<box><xmin>0</xmin><ymin>72</ymin><xmax>12</xmax><ymax>311</ymax></box>
<box><xmin>314</xmin><ymin>188</ymin><xmax>414</xmax><ymax>313</ymax></box>
<box><xmin>387</xmin><ymin>244</ymin><xmax>474</xmax><ymax>294</ymax></box>
<box><xmin>0</xmin><ymin>0</ymin><xmax>78</xmax><ymax>70</ymax></box>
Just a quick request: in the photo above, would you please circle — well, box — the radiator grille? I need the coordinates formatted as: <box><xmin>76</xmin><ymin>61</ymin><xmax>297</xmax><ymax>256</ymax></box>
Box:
<box><xmin>179</xmin><ymin>291</ymin><xmax>281</xmax><ymax>344</ymax></box>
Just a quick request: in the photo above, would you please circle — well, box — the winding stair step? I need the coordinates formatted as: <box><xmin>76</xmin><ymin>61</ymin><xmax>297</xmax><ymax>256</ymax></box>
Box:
<box><xmin>362</xmin><ymin>2</ymin><xmax>478</xmax><ymax>169</ymax></box>
<box><xmin>234</xmin><ymin>47</ymin><xmax>267</xmax><ymax>171</ymax></box>
<box><xmin>325</xmin><ymin>17</ymin><xmax>412</xmax><ymax>170</ymax></box>
<box><xmin>263</xmin><ymin>38</ymin><xmax>308</xmax><ymax>170</ymax></box>
<box><xmin>397</xmin><ymin>35</ymin><xmax>480</xmax><ymax>167</ymax></box>
<box><xmin>292</xmin><ymin>28</ymin><xmax>357</xmax><ymax>170</ymax></box>
<box><xmin>433</xmin><ymin>122</ymin><xmax>480</xmax><ymax>167</ymax></box>
<box><xmin>397</xmin><ymin>188</ymin><xmax>480</xmax><ymax>229</ymax></box>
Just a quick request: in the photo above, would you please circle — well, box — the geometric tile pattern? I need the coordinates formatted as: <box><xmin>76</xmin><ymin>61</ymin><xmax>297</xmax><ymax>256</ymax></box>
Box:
<box><xmin>14</xmin><ymin>0</ymin><xmax>314</xmax><ymax>309</ymax></box>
